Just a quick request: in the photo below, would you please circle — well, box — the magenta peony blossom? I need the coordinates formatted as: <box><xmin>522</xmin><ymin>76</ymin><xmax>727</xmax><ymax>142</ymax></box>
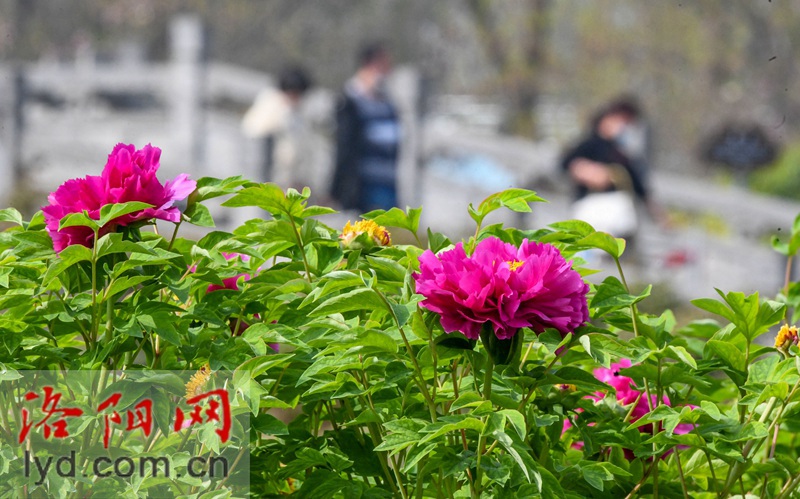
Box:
<box><xmin>592</xmin><ymin>359</ymin><xmax>638</xmax><ymax>405</ymax></box>
<box><xmin>199</xmin><ymin>253</ymin><xmax>278</xmax><ymax>352</ymax></box>
<box><xmin>562</xmin><ymin>359</ymin><xmax>695</xmax><ymax>454</ymax></box>
<box><xmin>43</xmin><ymin>143</ymin><xmax>196</xmax><ymax>252</ymax></box>
<box><xmin>413</xmin><ymin>237</ymin><xmax>589</xmax><ymax>340</ymax></box>
<box><xmin>206</xmin><ymin>253</ymin><xmax>253</xmax><ymax>293</ymax></box>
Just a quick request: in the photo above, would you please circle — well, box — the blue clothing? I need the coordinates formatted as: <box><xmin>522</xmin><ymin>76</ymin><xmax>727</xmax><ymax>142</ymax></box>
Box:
<box><xmin>331</xmin><ymin>80</ymin><xmax>400</xmax><ymax>212</ymax></box>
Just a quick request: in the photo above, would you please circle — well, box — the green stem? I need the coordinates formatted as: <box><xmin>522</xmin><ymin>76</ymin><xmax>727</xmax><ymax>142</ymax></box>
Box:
<box><xmin>472</xmin><ymin>222</ymin><xmax>482</xmax><ymax>248</ymax></box>
<box><xmin>104</xmin><ymin>295</ymin><xmax>114</xmax><ymax>353</ymax></box>
<box><xmin>777</xmin><ymin>470</ymin><xmax>800</xmax><ymax>499</ymax></box>
<box><xmin>428</xmin><ymin>336</ymin><xmax>441</xmax><ymax>399</ymax></box>
<box><xmin>721</xmin><ymin>396</ymin><xmax>780</xmax><ymax>497</ymax></box>
<box><xmin>149</xmin><ymin>334</ymin><xmax>161</xmax><ymax>369</ymax></box>
<box><xmin>216</xmin><ymin>446</ymin><xmax>247</xmax><ymax>491</ymax></box>
<box><xmin>674</xmin><ymin>449</ymin><xmax>689</xmax><ymax>499</ymax></box>
<box><xmin>288</xmin><ymin>215</ymin><xmax>313</xmax><ymax>282</ymax></box>
<box><xmin>325</xmin><ymin>401</ymin><xmax>341</xmax><ymax>433</ymax></box>
<box><xmin>615</xmin><ymin>256</ymin><xmax>641</xmax><ymax>338</ymax></box>
<box><xmin>624</xmin><ymin>454</ymin><xmax>660</xmax><ymax>499</ymax></box>
<box><xmin>412</xmin><ymin>230</ymin><xmax>423</xmax><ymax>248</ymax></box>
<box><xmin>474</xmin><ymin>355</ymin><xmax>494</xmax><ymax>498</ymax></box>
<box><xmin>517</xmin><ymin>344</ymin><xmax>568</xmax><ymax>411</ymax></box>
<box><xmin>123</xmin><ymin>335</ymin><xmax>148</xmax><ymax>369</ymax></box>
<box><xmin>0</xmin><ymin>392</ymin><xmax>13</xmax><ymax>444</ymax></box>
<box><xmin>366</xmin><ymin>422</ymin><xmax>405</xmax><ymax>498</ymax></box>
<box><xmin>784</xmin><ymin>255</ymin><xmax>794</xmax><ymax>298</ymax></box>
<box><xmin>167</xmin><ymin>220</ymin><xmax>182</xmax><ymax>251</ymax></box>
<box><xmin>483</xmin><ymin>355</ymin><xmax>493</xmax><ymax>402</ymax></box>
<box><xmin>90</xmin><ymin>228</ymin><xmax>100</xmax><ymax>345</ymax></box>
<box><xmin>704</xmin><ymin>449</ymin><xmax>719</xmax><ymax>495</ymax></box>
<box><xmin>375</xmin><ymin>289</ymin><xmax>437</xmax><ymax>421</ymax></box>
<box><xmin>414</xmin><ymin>461</ymin><xmax>425</xmax><ymax>499</ymax></box>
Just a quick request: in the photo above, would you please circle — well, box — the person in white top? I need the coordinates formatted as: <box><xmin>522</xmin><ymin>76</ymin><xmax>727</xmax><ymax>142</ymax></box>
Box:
<box><xmin>242</xmin><ymin>66</ymin><xmax>330</xmax><ymax>198</ymax></box>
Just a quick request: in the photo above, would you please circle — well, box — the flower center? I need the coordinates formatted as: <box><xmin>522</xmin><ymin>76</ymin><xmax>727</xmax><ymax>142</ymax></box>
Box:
<box><xmin>507</xmin><ymin>260</ymin><xmax>524</xmax><ymax>272</ymax></box>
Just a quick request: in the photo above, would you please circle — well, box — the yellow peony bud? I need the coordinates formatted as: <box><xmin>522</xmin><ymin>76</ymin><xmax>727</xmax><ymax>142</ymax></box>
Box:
<box><xmin>185</xmin><ymin>364</ymin><xmax>212</xmax><ymax>399</ymax></box>
<box><xmin>775</xmin><ymin>324</ymin><xmax>799</xmax><ymax>350</ymax></box>
<box><xmin>340</xmin><ymin>220</ymin><xmax>391</xmax><ymax>249</ymax></box>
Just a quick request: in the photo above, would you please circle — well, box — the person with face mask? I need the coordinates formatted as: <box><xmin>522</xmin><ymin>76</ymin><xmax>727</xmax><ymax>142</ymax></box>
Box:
<box><xmin>561</xmin><ymin>98</ymin><xmax>664</xmax><ymax>239</ymax></box>
<box><xmin>330</xmin><ymin>41</ymin><xmax>401</xmax><ymax>213</ymax></box>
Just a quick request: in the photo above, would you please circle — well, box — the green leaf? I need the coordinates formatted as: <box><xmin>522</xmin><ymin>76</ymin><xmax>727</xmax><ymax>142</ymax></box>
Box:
<box><xmin>96</xmin><ymin>232</ymin><xmax>157</xmax><ymax>258</ymax></box>
<box><xmin>333</xmin><ymin>329</ymin><xmax>399</xmax><ymax>354</ymax></box>
<box><xmin>581</xmin><ymin>463</ymin><xmax>611</xmax><ymax>492</ymax></box>
<box><xmin>705</xmin><ymin>339</ymin><xmax>746</xmax><ymax>373</ymax></box>
<box><xmin>434</xmin><ymin>331</ymin><xmax>476</xmax><ymax>351</ymax></box>
<box><xmin>345</xmin><ymin>409</ymin><xmax>383</xmax><ymax>427</ymax></box>
<box><xmin>754</xmin><ymin>382</ymin><xmax>789</xmax><ymax>407</ymax></box>
<box><xmin>548</xmin><ymin>219</ymin><xmax>596</xmax><ymax>237</ymax></box>
<box><xmin>427</xmin><ymin>228</ymin><xmax>452</xmax><ymax>253</ymax></box>
<box><xmin>136</xmin><ymin>303</ymin><xmax>185</xmax><ymax>346</ymax></box>
<box><xmin>310</xmin><ymin>288</ymin><xmax>388</xmax><ymax>317</ymax></box>
<box><xmin>103</xmin><ymin>275</ymin><xmax>152</xmax><ymax>301</ymax></box>
<box><xmin>419</xmin><ymin>417</ymin><xmax>485</xmax><ymax>444</ymax></box>
<box><xmin>402</xmin><ymin>443</ymin><xmax>438</xmax><ymax>474</ymax></box>
<box><xmin>468</xmin><ymin>188</ymin><xmax>546</xmax><ymax>227</ymax></box>
<box><xmin>302</xmin><ymin>205</ymin><xmax>337</xmax><ymax>218</ymax></box>
<box><xmin>498</xmin><ymin>409</ymin><xmax>526</xmax><ymax>440</ymax></box>
<box><xmin>536</xmin><ymin>465</ymin><xmax>568</xmax><ymax>499</ymax></box>
<box><xmin>375</xmin><ymin>418</ymin><xmax>427</xmax><ymax>453</ymax></box>
<box><xmin>98</xmin><ymin>201</ymin><xmax>154</xmax><ymax>227</ymax></box>
<box><xmin>294</xmin><ymin>469</ymin><xmax>352</xmax><ymax>498</ymax></box>
<box><xmin>692</xmin><ymin>297</ymin><xmax>736</xmax><ymax>323</ymax></box>
<box><xmin>546</xmin><ymin>366</ymin><xmax>609</xmax><ymax>390</ymax></box>
<box><xmin>362</xmin><ymin>206</ymin><xmax>422</xmax><ymax>235</ymax></box>
<box><xmin>189</xmin><ymin>175</ymin><xmax>250</xmax><ymax>203</ymax></box>
<box><xmin>482</xmin><ymin>412</ymin><xmax>506</xmax><ymax>437</ymax></box>
<box><xmin>149</xmin><ymin>389</ymin><xmax>173</xmax><ymax>437</ymax></box>
<box><xmin>699</xmin><ymin>289</ymin><xmax>779</xmax><ymax>342</ymax></box>
<box><xmin>491</xmin><ymin>431</ymin><xmax>538</xmax><ymax>485</ymax></box>
<box><xmin>233</xmin><ymin>354</ymin><xmax>294</xmax><ymax>381</ymax></box>
<box><xmin>774</xmin><ymin>213</ymin><xmax>800</xmax><ymax>256</ymax></box>
<box><xmin>184</xmin><ymin>202</ymin><xmax>215</xmax><ymax>227</ymax></box>
<box><xmin>700</xmin><ymin>400</ymin><xmax>724</xmax><ymax>421</ymax></box>
<box><xmin>667</xmin><ymin>345</ymin><xmax>698</xmax><ymax>369</ymax></box>
<box><xmin>575</xmin><ymin>231</ymin><xmax>626</xmax><ymax>259</ymax></box>
<box><xmin>42</xmin><ymin>244</ymin><xmax>94</xmax><ymax>285</ymax></box>
<box><xmin>0</xmin><ymin>208</ymin><xmax>23</xmax><ymax>226</ymax></box>
<box><xmin>59</xmin><ymin>211</ymin><xmax>100</xmax><ymax>231</ymax></box>
<box><xmin>97</xmin><ymin>379</ymin><xmax>151</xmax><ymax>413</ymax></box>
<box><xmin>590</xmin><ymin>276</ymin><xmax>651</xmax><ymax>314</ymax></box>
<box><xmin>450</xmin><ymin>392</ymin><xmax>485</xmax><ymax>412</ymax></box>
<box><xmin>751</xmin><ymin>299</ymin><xmax>786</xmax><ymax>341</ymax></box>
<box><xmin>222</xmin><ymin>183</ymin><xmax>304</xmax><ymax>218</ymax></box>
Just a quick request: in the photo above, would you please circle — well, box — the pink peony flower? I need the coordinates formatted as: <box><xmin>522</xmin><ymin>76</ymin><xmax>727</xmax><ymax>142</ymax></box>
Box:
<box><xmin>562</xmin><ymin>359</ymin><xmax>696</xmax><ymax>455</ymax></box>
<box><xmin>200</xmin><ymin>253</ymin><xmax>278</xmax><ymax>352</ymax></box>
<box><xmin>43</xmin><ymin>143</ymin><xmax>196</xmax><ymax>252</ymax></box>
<box><xmin>206</xmin><ymin>253</ymin><xmax>253</xmax><ymax>293</ymax></box>
<box><xmin>592</xmin><ymin>359</ymin><xmax>638</xmax><ymax>405</ymax></box>
<box><xmin>413</xmin><ymin>237</ymin><xmax>589</xmax><ymax>340</ymax></box>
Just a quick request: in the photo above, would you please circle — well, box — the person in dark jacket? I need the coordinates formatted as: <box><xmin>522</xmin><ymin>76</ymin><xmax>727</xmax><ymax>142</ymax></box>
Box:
<box><xmin>561</xmin><ymin>99</ymin><xmax>667</xmax><ymax>238</ymax></box>
<box><xmin>330</xmin><ymin>41</ymin><xmax>400</xmax><ymax>212</ymax></box>
<box><xmin>561</xmin><ymin>99</ymin><xmax>648</xmax><ymax>203</ymax></box>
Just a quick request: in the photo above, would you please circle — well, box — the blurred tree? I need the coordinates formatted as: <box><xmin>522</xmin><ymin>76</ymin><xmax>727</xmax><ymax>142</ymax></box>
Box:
<box><xmin>465</xmin><ymin>0</ymin><xmax>552</xmax><ymax>137</ymax></box>
<box><xmin>3</xmin><ymin>0</ymin><xmax>800</xmax><ymax>179</ymax></box>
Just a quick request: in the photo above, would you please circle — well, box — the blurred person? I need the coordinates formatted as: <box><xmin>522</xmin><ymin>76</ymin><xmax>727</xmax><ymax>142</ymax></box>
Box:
<box><xmin>330</xmin><ymin>41</ymin><xmax>400</xmax><ymax>212</ymax></box>
<box><xmin>242</xmin><ymin>65</ymin><xmax>326</xmax><ymax>195</ymax></box>
<box><xmin>561</xmin><ymin>98</ymin><xmax>664</xmax><ymax>239</ymax></box>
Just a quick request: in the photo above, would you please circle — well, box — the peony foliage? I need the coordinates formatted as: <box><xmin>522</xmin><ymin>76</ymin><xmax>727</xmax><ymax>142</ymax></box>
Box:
<box><xmin>0</xmin><ymin>143</ymin><xmax>799</xmax><ymax>497</ymax></box>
